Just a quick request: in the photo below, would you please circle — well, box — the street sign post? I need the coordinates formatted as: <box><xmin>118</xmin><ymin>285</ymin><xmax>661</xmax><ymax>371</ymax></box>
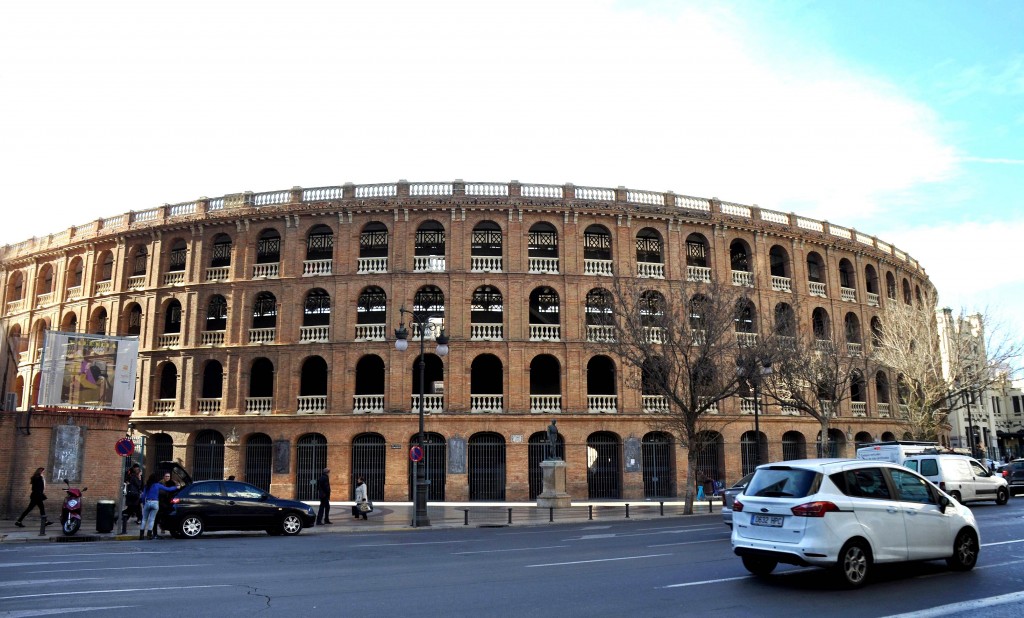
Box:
<box><xmin>114</xmin><ymin>437</ymin><xmax>135</xmax><ymax>457</ymax></box>
<box><xmin>409</xmin><ymin>445</ymin><xmax>424</xmax><ymax>462</ymax></box>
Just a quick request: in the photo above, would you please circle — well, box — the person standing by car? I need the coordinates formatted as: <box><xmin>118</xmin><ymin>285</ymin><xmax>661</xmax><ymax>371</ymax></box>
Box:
<box><xmin>316</xmin><ymin>467</ymin><xmax>332</xmax><ymax>525</ymax></box>
<box><xmin>353</xmin><ymin>477</ymin><xmax>369</xmax><ymax>520</ymax></box>
<box><xmin>121</xmin><ymin>464</ymin><xmax>143</xmax><ymax>533</ymax></box>
<box><xmin>139</xmin><ymin>473</ymin><xmax>163</xmax><ymax>540</ymax></box>
<box><xmin>15</xmin><ymin>467</ymin><xmax>50</xmax><ymax>528</ymax></box>
<box><xmin>155</xmin><ymin>472</ymin><xmax>179</xmax><ymax>537</ymax></box>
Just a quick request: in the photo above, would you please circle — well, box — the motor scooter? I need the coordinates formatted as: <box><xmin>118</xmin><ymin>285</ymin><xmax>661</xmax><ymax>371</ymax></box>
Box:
<box><xmin>60</xmin><ymin>479</ymin><xmax>88</xmax><ymax>536</ymax></box>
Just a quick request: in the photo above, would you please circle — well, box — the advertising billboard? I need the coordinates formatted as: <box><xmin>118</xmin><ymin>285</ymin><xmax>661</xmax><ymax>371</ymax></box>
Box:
<box><xmin>37</xmin><ymin>332</ymin><xmax>139</xmax><ymax>410</ymax></box>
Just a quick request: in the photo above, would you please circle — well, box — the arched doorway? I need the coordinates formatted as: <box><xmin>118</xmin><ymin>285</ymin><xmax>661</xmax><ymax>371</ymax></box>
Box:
<box><xmin>642</xmin><ymin>432</ymin><xmax>674</xmax><ymax>498</ymax></box>
<box><xmin>468</xmin><ymin>432</ymin><xmax>506</xmax><ymax>501</ymax></box>
<box><xmin>587</xmin><ymin>432</ymin><xmax>622</xmax><ymax>499</ymax></box>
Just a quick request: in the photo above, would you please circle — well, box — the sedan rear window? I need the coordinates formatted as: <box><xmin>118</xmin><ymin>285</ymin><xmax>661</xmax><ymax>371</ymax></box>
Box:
<box><xmin>746</xmin><ymin>467</ymin><xmax>820</xmax><ymax>498</ymax></box>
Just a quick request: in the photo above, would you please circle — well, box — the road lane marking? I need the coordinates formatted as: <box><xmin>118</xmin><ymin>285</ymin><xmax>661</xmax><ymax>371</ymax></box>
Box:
<box><xmin>882</xmin><ymin>590</ymin><xmax>1024</xmax><ymax>617</ymax></box>
<box><xmin>352</xmin><ymin>540</ymin><xmax>475</xmax><ymax>547</ymax></box>
<box><xmin>0</xmin><ymin>584</ymin><xmax>232</xmax><ymax>601</ymax></box>
<box><xmin>0</xmin><ymin>562</ymin><xmax>83</xmax><ymax>568</ymax></box>
<box><xmin>454</xmin><ymin>545</ymin><xmax>569</xmax><ymax>555</ymax></box>
<box><xmin>981</xmin><ymin>538</ymin><xmax>1024</xmax><ymax>547</ymax></box>
<box><xmin>29</xmin><ymin>564</ymin><xmax>200</xmax><ymax>573</ymax></box>
<box><xmin>663</xmin><ymin>575</ymin><xmax>751</xmax><ymax>588</ymax></box>
<box><xmin>0</xmin><ymin>578</ymin><xmax>102</xmax><ymax>588</ymax></box>
<box><xmin>526</xmin><ymin>553</ymin><xmax>671</xmax><ymax>567</ymax></box>
<box><xmin>648</xmin><ymin>538</ymin><xmax>723</xmax><ymax>548</ymax></box>
<box><xmin>0</xmin><ymin>605</ymin><xmax>133</xmax><ymax>617</ymax></box>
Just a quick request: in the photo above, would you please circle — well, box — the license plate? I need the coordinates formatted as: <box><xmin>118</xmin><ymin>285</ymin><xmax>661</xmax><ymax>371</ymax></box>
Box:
<box><xmin>752</xmin><ymin>514</ymin><xmax>784</xmax><ymax>527</ymax></box>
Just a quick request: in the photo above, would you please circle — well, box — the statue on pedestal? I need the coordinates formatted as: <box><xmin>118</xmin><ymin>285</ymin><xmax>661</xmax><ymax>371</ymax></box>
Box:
<box><xmin>546</xmin><ymin>419</ymin><xmax>559</xmax><ymax>461</ymax></box>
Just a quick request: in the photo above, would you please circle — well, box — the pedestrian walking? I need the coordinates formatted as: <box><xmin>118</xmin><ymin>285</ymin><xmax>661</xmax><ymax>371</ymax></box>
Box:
<box><xmin>316</xmin><ymin>467</ymin><xmax>332</xmax><ymax>525</ymax></box>
<box><xmin>353</xmin><ymin>477</ymin><xmax>370</xmax><ymax>520</ymax></box>
<box><xmin>121</xmin><ymin>464</ymin><xmax>143</xmax><ymax>533</ymax></box>
<box><xmin>15</xmin><ymin>467</ymin><xmax>51</xmax><ymax>528</ymax></box>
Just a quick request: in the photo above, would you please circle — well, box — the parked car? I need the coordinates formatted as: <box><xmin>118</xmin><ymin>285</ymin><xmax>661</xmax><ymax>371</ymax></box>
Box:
<box><xmin>1002</xmin><ymin>459</ymin><xmax>1024</xmax><ymax>496</ymax></box>
<box><xmin>722</xmin><ymin>473</ymin><xmax>754</xmax><ymax>528</ymax></box>
<box><xmin>165</xmin><ymin>480</ymin><xmax>316</xmax><ymax>538</ymax></box>
<box><xmin>731</xmin><ymin>459</ymin><xmax>979</xmax><ymax>588</ymax></box>
<box><xmin>903</xmin><ymin>454</ymin><xmax>1010</xmax><ymax>505</ymax></box>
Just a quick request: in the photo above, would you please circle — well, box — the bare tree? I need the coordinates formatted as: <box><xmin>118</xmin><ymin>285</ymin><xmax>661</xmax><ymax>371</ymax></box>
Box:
<box><xmin>758</xmin><ymin>299</ymin><xmax>876</xmax><ymax>458</ymax></box>
<box><xmin>602</xmin><ymin>274</ymin><xmax>749</xmax><ymax>514</ymax></box>
<box><xmin>874</xmin><ymin>303</ymin><xmax>1023</xmax><ymax>444</ymax></box>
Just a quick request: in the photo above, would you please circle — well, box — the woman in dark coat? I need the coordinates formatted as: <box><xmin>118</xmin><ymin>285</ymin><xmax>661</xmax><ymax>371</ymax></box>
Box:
<box><xmin>15</xmin><ymin>467</ymin><xmax>50</xmax><ymax>527</ymax></box>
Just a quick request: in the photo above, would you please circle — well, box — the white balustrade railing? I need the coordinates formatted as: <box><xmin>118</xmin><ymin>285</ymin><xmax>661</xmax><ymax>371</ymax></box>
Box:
<box><xmin>249</xmin><ymin>327</ymin><xmax>276</xmax><ymax>344</ymax></box>
<box><xmin>302</xmin><ymin>186</ymin><xmax>345</xmax><ymax>201</ymax></box>
<box><xmin>466</xmin><ymin>183</ymin><xmax>509</xmax><ymax>196</ymax></box>
<box><xmin>245</xmin><ymin>397</ymin><xmax>273</xmax><ymax>415</ymax></box>
<box><xmin>297</xmin><ymin>395</ymin><xmax>327</xmax><ymax>414</ymax></box>
<box><xmin>355</xmin><ymin>324</ymin><xmax>386</xmax><ymax>341</ymax></box>
<box><xmin>303</xmin><ymin>259</ymin><xmax>333</xmax><ymax>276</ymax></box>
<box><xmin>643</xmin><ymin>326</ymin><xmax>665</xmax><ymax>344</ymax></box>
<box><xmin>899</xmin><ymin>404</ymin><xmax>909</xmax><ymax>418</ymax></box>
<box><xmin>201</xmin><ymin>331</ymin><xmax>225</xmax><ymax>346</ymax></box>
<box><xmin>821</xmin><ymin>401</ymin><xmax>836</xmax><ymax>417</ymax></box>
<box><xmin>732</xmin><ymin>270</ymin><xmax>754</xmax><ymax>287</ymax></box>
<box><xmin>470</xmin><ymin>323</ymin><xmax>503</xmax><ymax>340</ymax></box>
<box><xmin>808</xmin><ymin>281</ymin><xmax>827</xmax><ymax>297</ymax></box>
<box><xmin>737</xmin><ymin>332</ymin><xmax>759</xmax><ymax>347</ymax></box>
<box><xmin>852</xmin><ymin>401</ymin><xmax>867</xmax><ymax>417</ymax></box>
<box><xmin>642</xmin><ymin>395</ymin><xmax>669</xmax><ymax>413</ymax></box>
<box><xmin>740</xmin><ymin>398</ymin><xmax>757</xmax><ymax>415</ymax></box>
<box><xmin>627</xmin><ymin>190</ymin><xmax>664</xmax><ymax>206</ymax></box>
<box><xmin>530</xmin><ymin>394</ymin><xmax>561</xmax><ymax>414</ymax></box>
<box><xmin>206</xmin><ymin>266</ymin><xmax>230</xmax><ymax>281</ymax></box>
<box><xmin>575</xmin><ymin>186</ymin><xmax>614</xmax><ymax>201</ymax></box>
<box><xmin>65</xmin><ymin>285</ymin><xmax>83</xmax><ymax>301</ymax></box>
<box><xmin>127</xmin><ymin>275</ymin><xmax>146</xmax><ymax>289</ymax></box>
<box><xmin>521</xmin><ymin>184</ymin><xmax>562</xmax><ymax>198</ymax></box>
<box><xmin>587</xmin><ymin>325</ymin><xmax>615</xmax><ymax>342</ymax></box>
<box><xmin>411</xmin><ymin>394</ymin><xmax>444</xmax><ymax>414</ymax></box>
<box><xmin>95</xmin><ymin>280</ymin><xmax>113</xmax><ymax>294</ymax></box>
<box><xmin>700</xmin><ymin>397</ymin><xmax>719</xmax><ymax>414</ymax></box>
<box><xmin>815</xmin><ymin>339</ymin><xmax>835</xmax><ymax>353</ymax></box>
<box><xmin>253</xmin><ymin>190</ymin><xmax>290</xmax><ymax>206</ymax></box>
<box><xmin>157</xmin><ymin>333</ymin><xmax>180</xmax><ymax>348</ymax></box>
<box><xmin>153</xmin><ymin>399</ymin><xmax>176</xmax><ymax>415</ymax></box>
<box><xmin>470</xmin><ymin>394</ymin><xmax>503</xmax><ymax>413</ymax></box>
<box><xmin>677</xmin><ymin>195</ymin><xmax>712</xmax><ymax>210</ymax></box>
<box><xmin>354</xmin><ymin>183</ymin><xmax>397</xmax><ymax>198</ymax></box>
<box><xmin>163</xmin><ymin>272</ymin><xmax>185</xmax><ymax>286</ymax></box>
<box><xmin>353</xmin><ymin>395</ymin><xmax>384</xmax><ymax>414</ymax></box>
<box><xmin>587</xmin><ymin>394</ymin><xmax>617</xmax><ymax>413</ymax></box>
<box><xmin>877</xmin><ymin>403</ymin><xmax>891</xmax><ymax>418</ymax></box>
<box><xmin>867</xmin><ymin>292</ymin><xmax>880</xmax><ymax>307</ymax></box>
<box><xmin>721</xmin><ymin>202</ymin><xmax>752</xmax><ymax>217</ymax></box>
<box><xmin>584</xmin><ymin>259</ymin><xmax>613</xmax><ymax>276</ymax></box>
<box><xmin>36</xmin><ymin>291</ymin><xmax>54</xmax><ymax>306</ymax></box>
<box><xmin>5</xmin><ymin>299</ymin><xmax>25</xmax><ymax>313</ymax></box>
<box><xmin>847</xmin><ymin>342</ymin><xmax>862</xmax><ymax>356</ymax></box>
<box><xmin>470</xmin><ymin>256</ymin><xmax>502</xmax><ymax>272</ymax></box>
<box><xmin>197</xmin><ymin>398</ymin><xmax>222</xmax><ymax>415</ymax></box>
<box><xmin>781</xmin><ymin>401</ymin><xmax>800</xmax><ymax>415</ymax></box>
<box><xmin>528</xmin><ymin>256</ymin><xmax>559</xmax><ymax>273</ymax></box>
<box><xmin>409</xmin><ymin>183</ymin><xmax>452</xmax><ymax>196</ymax></box>
<box><xmin>687</xmin><ymin>265</ymin><xmax>711</xmax><ymax>282</ymax></box>
<box><xmin>410</xmin><ymin>322</ymin><xmax>440</xmax><ymax>341</ymax></box>
<box><xmin>299</xmin><ymin>325</ymin><xmax>330</xmax><ymax>343</ymax></box>
<box><xmin>841</xmin><ymin>287</ymin><xmax>857</xmax><ymax>302</ymax></box>
<box><xmin>357</xmin><ymin>257</ymin><xmax>388</xmax><ymax>273</ymax></box>
<box><xmin>529</xmin><ymin>324</ymin><xmax>561</xmax><ymax>341</ymax></box>
<box><xmin>413</xmin><ymin>256</ymin><xmax>446</xmax><ymax>272</ymax></box>
<box><xmin>637</xmin><ymin>261</ymin><xmax>665</xmax><ymax>278</ymax></box>
<box><xmin>771</xmin><ymin>276</ymin><xmax>792</xmax><ymax>292</ymax></box>
<box><xmin>253</xmin><ymin>263</ymin><xmax>279</xmax><ymax>278</ymax></box>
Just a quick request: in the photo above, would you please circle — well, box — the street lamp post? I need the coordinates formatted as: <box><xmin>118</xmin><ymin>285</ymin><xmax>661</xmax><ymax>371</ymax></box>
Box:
<box><xmin>738</xmin><ymin>357</ymin><xmax>772</xmax><ymax>466</ymax></box>
<box><xmin>394</xmin><ymin>305</ymin><xmax>449</xmax><ymax>528</ymax></box>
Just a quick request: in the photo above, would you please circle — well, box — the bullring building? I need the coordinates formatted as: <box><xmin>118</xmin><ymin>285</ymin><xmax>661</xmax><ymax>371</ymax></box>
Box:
<box><xmin>0</xmin><ymin>180</ymin><xmax>934</xmax><ymax>503</ymax></box>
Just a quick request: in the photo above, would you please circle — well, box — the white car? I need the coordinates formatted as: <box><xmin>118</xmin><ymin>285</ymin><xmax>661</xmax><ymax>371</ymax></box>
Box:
<box><xmin>731</xmin><ymin>459</ymin><xmax>980</xmax><ymax>588</ymax></box>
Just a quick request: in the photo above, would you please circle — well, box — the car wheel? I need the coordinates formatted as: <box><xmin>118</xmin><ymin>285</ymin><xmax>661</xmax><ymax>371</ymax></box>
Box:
<box><xmin>995</xmin><ymin>488</ymin><xmax>1009</xmax><ymax>505</ymax></box>
<box><xmin>946</xmin><ymin>528</ymin><xmax>979</xmax><ymax>571</ymax></box>
<box><xmin>836</xmin><ymin>540</ymin><xmax>871</xmax><ymax>588</ymax></box>
<box><xmin>950</xmin><ymin>490</ymin><xmax>962</xmax><ymax>503</ymax></box>
<box><xmin>281</xmin><ymin>514</ymin><xmax>303</xmax><ymax>536</ymax></box>
<box><xmin>181</xmin><ymin>516</ymin><xmax>204</xmax><ymax>538</ymax></box>
<box><xmin>741</xmin><ymin>555</ymin><xmax>777</xmax><ymax>576</ymax></box>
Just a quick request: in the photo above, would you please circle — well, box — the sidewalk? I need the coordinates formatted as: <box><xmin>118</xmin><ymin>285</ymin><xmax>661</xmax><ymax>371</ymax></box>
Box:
<box><xmin>1</xmin><ymin>499</ymin><xmax>722</xmax><ymax>543</ymax></box>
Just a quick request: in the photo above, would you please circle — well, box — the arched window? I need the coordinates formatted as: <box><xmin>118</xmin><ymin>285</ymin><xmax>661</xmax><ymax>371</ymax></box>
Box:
<box><xmin>131</xmin><ymin>245</ymin><xmax>149</xmax><ymax>276</ymax></box>
<box><xmin>90</xmin><ymin>307</ymin><xmax>108</xmax><ymax>335</ymax></box>
<box><xmin>470</xmin><ymin>354</ymin><xmax>503</xmax><ymax>413</ymax></box>
<box><xmin>210</xmin><ymin>233</ymin><xmax>232</xmax><ymax>268</ymax></box>
<box><xmin>124</xmin><ymin>303</ymin><xmax>143</xmax><ymax>336</ymax></box>
<box><xmin>357</xmin><ymin>286</ymin><xmax>387</xmax><ymax>325</ymax></box>
<box><xmin>299</xmin><ymin>356</ymin><xmax>328</xmax><ymax>397</ymax></box>
<box><xmin>201</xmin><ymin>360</ymin><xmax>223</xmax><ymax>399</ymax></box>
<box><xmin>305</xmin><ymin>224</ymin><xmax>334</xmax><ymax>261</ymax></box>
<box><xmin>256</xmin><ymin>229</ymin><xmax>281</xmax><ymax>264</ymax></box>
<box><xmin>158</xmin><ymin>363</ymin><xmax>177</xmax><ymax>400</ymax></box>
<box><xmin>585</xmin><ymin>288</ymin><xmax>613</xmax><ymax>339</ymax></box>
<box><xmin>471</xmin><ymin>221</ymin><xmax>502</xmax><ymax>271</ymax></box>
<box><xmin>689</xmin><ymin>294</ymin><xmax>709</xmax><ymax>331</ymax></box>
<box><xmin>303</xmin><ymin>289</ymin><xmax>331</xmax><ymax>326</ymax></box>
<box><xmin>354</xmin><ymin>355</ymin><xmax>385</xmax><ymax>413</ymax></box>
<box><xmin>167</xmin><ymin>239</ymin><xmax>187</xmax><ymax>273</ymax></box>
<box><xmin>583</xmin><ymin>225</ymin><xmax>612</xmax><ymax>263</ymax></box>
<box><xmin>252</xmin><ymin>292</ymin><xmax>277</xmax><ymax>329</ymax></box>
<box><xmin>97</xmin><ymin>252</ymin><xmax>114</xmax><ymax>282</ymax></box>
<box><xmin>470</xmin><ymin>286</ymin><xmax>503</xmax><ymax>340</ymax></box>
<box><xmin>870</xmin><ymin>316</ymin><xmax>883</xmax><ymax>347</ymax></box>
<box><xmin>359</xmin><ymin>222</ymin><xmax>389</xmax><ymax>264</ymax></box>
<box><xmin>529</xmin><ymin>354</ymin><xmax>561</xmax><ymax>413</ymax></box>
<box><xmin>249</xmin><ymin>358</ymin><xmax>275</xmax><ymax>398</ymax></box>
<box><xmin>67</xmin><ymin>257</ymin><xmax>84</xmax><ymax>289</ymax></box>
<box><xmin>414</xmin><ymin>220</ymin><xmax>445</xmax><ymax>256</ymax></box>
<box><xmin>902</xmin><ymin>279</ymin><xmax>912</xmax><ymax>305</ymax></box>
<box><xmin>844</xmin><ymin>312</ymin><xmax>862</xmax><ymax>349</ymax></box>
<box><xmin>164</xmin><ymin>300</ymin><xmax>182</xmax><ymax>334</ymax></box>
<box><xmin>838</xmin><ymin>258</ymin><xmax>856</xmax><ymax>290</ymax></box>
<box><xmin>36</xmin><ymin>264</ymin><xmax>54</xmax><ymax>295</ymax></box>
<box><xmin>806</xmin><ymin>252</ymin><xmax>825</xmax><ymax>283</ymax></box>
<box><xmin>864</xmin><ymin>264</ymin><xmax>880</xmax><ymax>297</ymax></box>
<box><xmin>206</xmin><ymin>295</ymin><xmax>227</xmax><ymax>331</ymax></box>
<box><xmin>729</xmin><ymin>239</ymin><xmax>751</xmax><ymax>273</ymax></box>
<box><xmin>529</xmin><ymin>287</ymin><xmax>560</xmax><ymax>341</ymax></box>
<box><xmin>528</xmin><ymin>222</ymin><xmax>559</xmax><ymax>273</ymax></box>
<box><xmin>586</xmin><ymin>356</ymin><xmax>616</xmax><ymax>413</ymax></box>
<box><xmin>885</xmin><ymin>272</ymin><xmax>897</xmax><ymax>300</ymax></box>
<box><xmin>769</xmin><ymin>245</ymin><xmax>790</xmax><ymax>278</ymax></box>
<box><xmin>734</xmin><ymin>298</ymin><xmax>757</xmax><ymax>335</ymax></box>
<box><xmin>812</xmin><ymin>307</ymin><xmax>831</xmax><ymax>341</ymax></box>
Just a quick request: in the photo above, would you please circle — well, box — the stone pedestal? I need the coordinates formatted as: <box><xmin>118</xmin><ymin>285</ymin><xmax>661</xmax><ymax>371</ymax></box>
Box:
<box><xmin>537</xmin><ymin>459</ymin><xmax>571</xmax><ymax>508</ymax></box>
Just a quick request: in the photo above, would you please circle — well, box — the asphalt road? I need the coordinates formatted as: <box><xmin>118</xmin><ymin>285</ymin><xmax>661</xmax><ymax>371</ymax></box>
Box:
<box><xmin>2</xmin><ymin>500</ymin><xmax>1023</xmax><ymax>617</ymax></box>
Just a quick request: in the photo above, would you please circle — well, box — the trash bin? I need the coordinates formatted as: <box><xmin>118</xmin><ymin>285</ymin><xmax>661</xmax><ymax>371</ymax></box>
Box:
<box><xmin>96</xmin><ymin>500</ymin><xmax>116</xmax><ymax>533</ymax></box>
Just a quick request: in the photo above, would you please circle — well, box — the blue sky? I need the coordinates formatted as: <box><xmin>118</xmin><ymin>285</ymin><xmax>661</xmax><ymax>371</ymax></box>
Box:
<box><xmin>1</xmin><ymin>0</ymin><xmax>1021</xmax><ymax>359</ymax></box>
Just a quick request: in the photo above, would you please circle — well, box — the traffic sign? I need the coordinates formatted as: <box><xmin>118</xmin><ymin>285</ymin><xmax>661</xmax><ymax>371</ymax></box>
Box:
<box><xmin>409</xmin><ymin>445</ymin><xmax>424</xmax><ymax>462</ymax></box>
<box><xmin>115</xmin><ymin>437</ymin><xmax>135</xmax><ymax>457</ymax></box>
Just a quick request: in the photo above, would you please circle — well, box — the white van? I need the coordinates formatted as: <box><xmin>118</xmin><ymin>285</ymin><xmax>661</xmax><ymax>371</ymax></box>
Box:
<box><xmin>856</xmin><ymin>441</ymin><xmax>938</xmax><ymax>464</ymax></box>
<box><xmin>903</xmin><ymin>453</ymin><xmax>1010</xmax><ymax>505</ymax></box>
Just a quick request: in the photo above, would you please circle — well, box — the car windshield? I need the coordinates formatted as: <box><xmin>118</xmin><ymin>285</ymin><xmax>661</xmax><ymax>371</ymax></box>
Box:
<box><xmin>746</xmin><ymin>467</ymin><xmax>819</xmax><ymax>498</ymax></box>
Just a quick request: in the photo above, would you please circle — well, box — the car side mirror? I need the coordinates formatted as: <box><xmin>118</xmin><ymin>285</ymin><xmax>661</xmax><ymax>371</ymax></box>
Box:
<box><xmin>260</xmin><ymin>493</ymin><xmax>269</xmax><ymax>501</ymax></box>
<box><xmin>938</xmin><ymin>495</ymin><xmax>951</xmax><ymax>513</ymax></box>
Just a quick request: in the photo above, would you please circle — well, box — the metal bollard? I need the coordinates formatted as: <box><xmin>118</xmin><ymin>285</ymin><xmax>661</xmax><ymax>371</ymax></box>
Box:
<box><xmin>463</xmin><ymin>509</ymin><xmax>469</xmax><ymax>526</ymax></box>
<box><xmin>588</xmin><ymin>505</ymin><xmax>594</xmax><ymax>520</ymax></box>
<box><xmin>549</xmin><ymin>507</ymin><xmax>554</xmax><ymax>523</ymax></box>
<box><xmin>508</xmin><ymin>508</ymin><xmax>513</xmax><ymax>525</ymax></box>
<box><xmin>38</xmin><ymin>515</ymin><xmax>48</xmax><ymax>536</ymax></box>
<box><xmin>625</xmin><ymin>504</ymin><xmax>630</xmax><ymax>519</ymax></box>
<box><xmin>659</xmin><ymin>501</ymin><xmax>665</xmax><ymax>516</ymax></box>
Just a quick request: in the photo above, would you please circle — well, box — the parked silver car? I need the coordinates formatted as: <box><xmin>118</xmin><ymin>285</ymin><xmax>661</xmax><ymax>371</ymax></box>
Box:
<box><xmin>722</xmin><ymin>472</ymin><xmax>754</xmax><ymax>527</ymax></box>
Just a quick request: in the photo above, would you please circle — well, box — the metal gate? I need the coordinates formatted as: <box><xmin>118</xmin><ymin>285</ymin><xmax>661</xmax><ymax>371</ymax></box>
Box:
<box><xmin>642</xmin><ymin>433</ymin><xmax>674</xmax><ymax>498</ymax></box>
<box><xmin>694</xmin><ymin>433</ymin><xmax>724</xmax><ymax>487</ymax></box>
<box><xmin>153</xmin><ymin>434</ymin><xmax>174</xmax><ymax>464</ymax></box>
<box><xmin>352</xmin><ymin>433</ymin><xmax>386</xmax><ymax>501</ymax></box>
<box><xmin>192</xmin><ymin>430</ymin><xmax>225</xmax><ymax>481</ymax></box>
<box><xmin>782</xmin><ymin>434</ymin><xmax>806</xmax><ymax>461</ymax></box>
<box><xmin>528</xmin><ymin>432</ymin><xmax>565</xmax><ymax>500</ymax></box>
<box><xmin>407</xmin><ymin>433</ymin><xmax>447</xmax><ymax>501</ymax></box>
<box><xmin>468</xmin><ymin>433</ymin><xmax>505</xmax><ymax>501</ymax></box>
<box><xmin>587</xmin><ymin>432</ymin><xmax>622</xmax><ymax>499</ymax></box>
<box><xmin>245</xmin><ymin>433</ymin><xmax>273</xmax><ymax>492</ymax></box>
<box><xmin>296</xmin><ymin>433</ymin><xmax>327</xmax><ymax>501</ymax></box>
